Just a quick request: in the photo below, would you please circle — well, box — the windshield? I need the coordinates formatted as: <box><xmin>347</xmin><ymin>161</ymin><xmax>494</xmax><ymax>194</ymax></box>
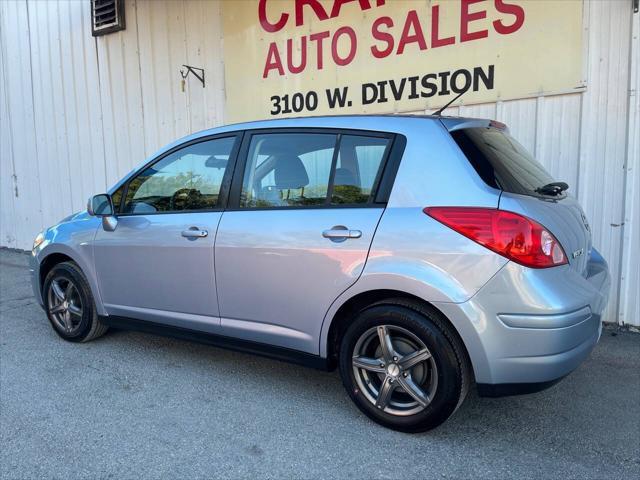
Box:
<box><xmin>451</xmin><ymin>127</ymin><xmax>559</xmax><ymax>198</ymax></box>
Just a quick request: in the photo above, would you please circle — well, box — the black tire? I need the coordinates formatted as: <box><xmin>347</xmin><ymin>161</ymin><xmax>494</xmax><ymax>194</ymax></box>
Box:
<box><xmin>339</xmin><ymin>299</ymin><xmax>470</xmax><ymax>433</ymax></box>
<box><xmin>42</xmin><ymin>261</ymin><xmax>108</xmax><ymax>342</ymax></box>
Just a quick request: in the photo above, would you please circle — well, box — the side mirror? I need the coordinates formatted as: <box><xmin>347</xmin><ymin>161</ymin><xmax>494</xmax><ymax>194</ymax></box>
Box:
<box><xmin>87</xmin><ymin>194</ymin><xmax>114</xmax><ymax>216</ymax></box>
<box><xmin>87</xmin><ymin>194</ymin><xmax>118</xmax><ymax>232</ymax></box>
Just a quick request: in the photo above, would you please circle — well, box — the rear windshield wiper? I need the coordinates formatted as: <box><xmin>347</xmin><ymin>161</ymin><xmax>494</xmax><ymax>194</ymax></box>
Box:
<box><xmin>535</xmin><ymin>182</ymin><xmax>569</xmax><ymax>196</ymax></box>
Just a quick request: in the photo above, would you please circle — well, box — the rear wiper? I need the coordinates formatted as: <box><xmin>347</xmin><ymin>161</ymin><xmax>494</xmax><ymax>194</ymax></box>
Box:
<box><xmin>535</xmin><ymin>182</ymin><xmax>569</xmax><ymax>196</ymax></box>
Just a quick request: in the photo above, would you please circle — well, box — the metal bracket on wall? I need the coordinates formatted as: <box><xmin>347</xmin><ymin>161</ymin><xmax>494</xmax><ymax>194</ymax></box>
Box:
<box><xmin>180</xmin><ymin>65</ymin><xmax>205</xmax><ymax>91</ymax></box>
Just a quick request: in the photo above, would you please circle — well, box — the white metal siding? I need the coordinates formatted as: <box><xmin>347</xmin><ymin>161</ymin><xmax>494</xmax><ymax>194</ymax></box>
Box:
<box><xmin>621</xmin><ymin>6</ymin><xmax>640</xmax><ymax>327</ymax></box>
<box><xmin>578</xmin><ymin>1</ymin><xmax>633</xmax><ymax>327</ymax></box>
<box><xmin>0</xmin><ymin>0</ymin><xmax>638</xmax><ymax>326</ymax></box>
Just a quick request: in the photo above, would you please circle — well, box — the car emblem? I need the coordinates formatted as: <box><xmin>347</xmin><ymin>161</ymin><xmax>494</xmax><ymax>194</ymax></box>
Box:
<box><xmin>572</xmin><ymin>248</ymin><xmax>584</xmax><ymax>259</ymax></box>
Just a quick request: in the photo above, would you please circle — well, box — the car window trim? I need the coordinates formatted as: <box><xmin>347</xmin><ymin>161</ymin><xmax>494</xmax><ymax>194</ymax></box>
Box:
<box><xmin>374</xmin><ymin>133</ymin><xmax>407</xmax><ymax>204</ymax></box>
<box><xmin>117</xmin><ymin>132</ymin><xmax>244</xmax><ymax>217</ymax></box>
<box><xmin>324</xmin><ymin>133</ymin><xmax>342</xmax><ymax>205</ymax></box>
<box><xmin>226</xmin><ymin>127</ymin><xmax>401</xmax><ymax>211</ymax></box>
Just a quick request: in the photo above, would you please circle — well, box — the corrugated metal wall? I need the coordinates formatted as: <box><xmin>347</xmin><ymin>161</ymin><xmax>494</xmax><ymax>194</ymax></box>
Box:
<box><xmin>621</xmin><ymin>5</ymin><xmax>639</xmax><ymax>328</ymax></box>
<box><xmin>0</xmin><ymin>0</ymin><xmax>226</xmax><ymax>252</ymax></box>
<box><xmin>1</xmin><ymin>0</ymin><xmax>638</xmax><ymax>326</ymax></box>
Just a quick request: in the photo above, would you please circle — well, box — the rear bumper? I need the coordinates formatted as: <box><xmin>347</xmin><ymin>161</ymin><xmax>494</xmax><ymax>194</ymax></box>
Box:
<box><xmin>476</xmin><ymin>377</ymin><xmax>566</xmax><ymax>397</ymax></box>
<box><xmin>476</xmin><ymin>318</ymin><xmax>601</xmax><ymax>397</ymax></box>
<box><xmin>434</xmin><ymin>248</ymin><xmax>610</xmax><ymax>388</ymax></box>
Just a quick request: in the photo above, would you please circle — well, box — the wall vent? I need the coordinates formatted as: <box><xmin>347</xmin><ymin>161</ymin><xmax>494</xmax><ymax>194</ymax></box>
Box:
<box><xmin>91</xmin><ymin>0</ymin><xmax>125</xmax><ymax>37</ymax></box>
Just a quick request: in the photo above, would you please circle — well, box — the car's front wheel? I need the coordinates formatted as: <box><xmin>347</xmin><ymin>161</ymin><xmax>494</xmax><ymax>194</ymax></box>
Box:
<box><xmin>43</xmin><ymin>261</ymin><xmax>108</xmax><ymax>342</ymax></box>
<box><xmin>339</xmin><ymin>300</ymin><xmax>470</xmax><ymax>432</ymax></box>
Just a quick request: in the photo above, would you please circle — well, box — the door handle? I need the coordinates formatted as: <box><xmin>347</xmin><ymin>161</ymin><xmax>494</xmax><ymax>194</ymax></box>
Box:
<box><xmin>322</xmin><ymin>227</ymin><xmax>362</xmax><ymax>241</ymax></box>
<box><xmin>181</xmin><ymin>227</ymin><xmax>208</xmax><ymax>239</ymax></box>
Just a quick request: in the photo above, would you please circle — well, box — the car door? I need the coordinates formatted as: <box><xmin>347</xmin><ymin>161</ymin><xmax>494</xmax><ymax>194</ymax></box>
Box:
<box><xmin>93</xmin><ymin>134</ymin><xmax>241</xmax><ymax>332</ymax></box>
<box><xmin>215</xmin><ymin>129</ymin><xmax>397</xmax><ymax>354</ymax></box>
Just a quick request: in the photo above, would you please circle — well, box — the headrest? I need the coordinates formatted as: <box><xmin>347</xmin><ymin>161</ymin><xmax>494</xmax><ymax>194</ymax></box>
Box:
<box><xmin>273</xmin><ymin>154</ymin><xmax>309</xmax><ymax>189</ymax></box>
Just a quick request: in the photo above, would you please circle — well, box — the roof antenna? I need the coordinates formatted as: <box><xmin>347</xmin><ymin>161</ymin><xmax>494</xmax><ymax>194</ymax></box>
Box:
<box><xmin>432</xmin><ymin>88</ymin><xmax>469</xmax><ymax>116</ymax></box>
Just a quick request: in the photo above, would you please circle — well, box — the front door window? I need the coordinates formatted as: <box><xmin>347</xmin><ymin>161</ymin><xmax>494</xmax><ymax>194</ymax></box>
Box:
<box><xmin>123</xmin><ymin>136</ymin><xmax>236</xmax><ymax>214</ymax></box>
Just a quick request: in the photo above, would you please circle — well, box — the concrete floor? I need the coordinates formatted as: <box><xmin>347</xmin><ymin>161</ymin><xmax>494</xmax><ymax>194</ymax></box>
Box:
<box><xmin>1</xmin><ymin>248</ymin><xmax>638</xmax><ymax>479</ymax></box>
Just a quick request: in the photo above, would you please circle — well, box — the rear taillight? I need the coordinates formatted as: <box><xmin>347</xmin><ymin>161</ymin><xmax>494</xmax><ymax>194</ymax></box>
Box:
<box><xmin>424</xmin><ymin>207</ymin><xmax>568</xmax><ymax>268</ymax></box>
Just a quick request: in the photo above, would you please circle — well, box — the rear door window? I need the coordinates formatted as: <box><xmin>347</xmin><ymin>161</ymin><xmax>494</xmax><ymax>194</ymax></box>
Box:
<box><xmin>451</xmin><ymin>127</ymin><xmax>557</xmax><ymax>197</ymax></box>
<box><xmin>240</xmin><ymin>133</ymin><xmax>337</xmax><ymax>208</ymax></box>
<box><xmin>238</xmin><ymin>131</ymin><xmax>392</xmax><ymax>208</ymax></box>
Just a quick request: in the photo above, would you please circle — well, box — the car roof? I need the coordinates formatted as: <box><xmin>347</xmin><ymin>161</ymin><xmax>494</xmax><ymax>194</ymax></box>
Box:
<box><xmin>108</xmin><ymin>114</ymin><xmax>490</xmax><ymax>194</ymax></box>
<box><xmin>178</xmin><ymin>113</ymin><xmax>488</xmax><ymax>142</ymax></box>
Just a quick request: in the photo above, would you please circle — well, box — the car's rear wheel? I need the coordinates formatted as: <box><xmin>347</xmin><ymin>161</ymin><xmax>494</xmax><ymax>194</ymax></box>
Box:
<box><xmin>43</xmin><ymin>261</ymin><xmax>108</xmax><ymax>342</ymax></box>
<box><xmin>339</xmin><ymin>300</ymin><xmax>470</xmax><ymax>432</ymax></box>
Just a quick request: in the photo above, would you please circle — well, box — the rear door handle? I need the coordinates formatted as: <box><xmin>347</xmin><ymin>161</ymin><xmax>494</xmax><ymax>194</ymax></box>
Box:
<box><xmin>322</xmin><ymin>227</ymin><xmax>362</xmax><ymax>241</ymax></box>
<box><xmin>181</xmin><ymin>227</ymin><xmax>208</xmax><ymax>239</ymax></box>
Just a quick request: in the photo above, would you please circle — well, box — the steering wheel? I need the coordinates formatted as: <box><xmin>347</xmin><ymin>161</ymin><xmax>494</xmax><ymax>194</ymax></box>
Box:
<box><xmin>169</xmin><ymin>188</ymin><xmax>202</xmax><ymax>211</ymax></box>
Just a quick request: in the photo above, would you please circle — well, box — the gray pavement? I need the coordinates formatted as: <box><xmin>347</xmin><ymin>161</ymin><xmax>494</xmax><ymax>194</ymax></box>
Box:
<box><xmin>1</xmin><ymin>248</ymin><xmax>638</xmax><ymax>479</ymax></box>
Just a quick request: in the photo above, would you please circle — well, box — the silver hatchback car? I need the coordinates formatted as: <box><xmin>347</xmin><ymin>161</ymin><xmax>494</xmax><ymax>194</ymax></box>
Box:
<box><xmin>30</xmin><ymin>115</ymin><xmax>610</xmax><ymax>432</ymax></box>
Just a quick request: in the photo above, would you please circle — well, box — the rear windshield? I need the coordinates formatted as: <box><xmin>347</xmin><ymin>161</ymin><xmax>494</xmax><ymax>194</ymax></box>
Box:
<box><xmin>451</xmin><ymin>127</ymin><xmax>557</xmax><ymax>197</ymax></box>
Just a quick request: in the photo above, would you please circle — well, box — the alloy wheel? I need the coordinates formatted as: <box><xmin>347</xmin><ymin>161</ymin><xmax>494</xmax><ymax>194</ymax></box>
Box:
<box><xmin>352</xmin><ymin>325</ymin><xmax>438</xmax><ymax>416</ymax></box>
<box><xmin>47</xmin><ymin>276</ymin><xmax>83</xmax><ymax>335</ymax></box>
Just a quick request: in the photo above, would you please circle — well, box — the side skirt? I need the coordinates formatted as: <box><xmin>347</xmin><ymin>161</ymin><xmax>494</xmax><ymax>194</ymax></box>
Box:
<box><xmin>99</xmin><ymin>315</ymin><xmax>331</xmax><ymax>371</ymax></box>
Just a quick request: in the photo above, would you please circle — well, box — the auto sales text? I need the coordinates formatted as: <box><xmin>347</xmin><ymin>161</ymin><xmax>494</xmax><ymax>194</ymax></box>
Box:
<box><xmin>260</xmin><ymin>0</ymin><xmax>524</xmax><ymax>78</ymax></box>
